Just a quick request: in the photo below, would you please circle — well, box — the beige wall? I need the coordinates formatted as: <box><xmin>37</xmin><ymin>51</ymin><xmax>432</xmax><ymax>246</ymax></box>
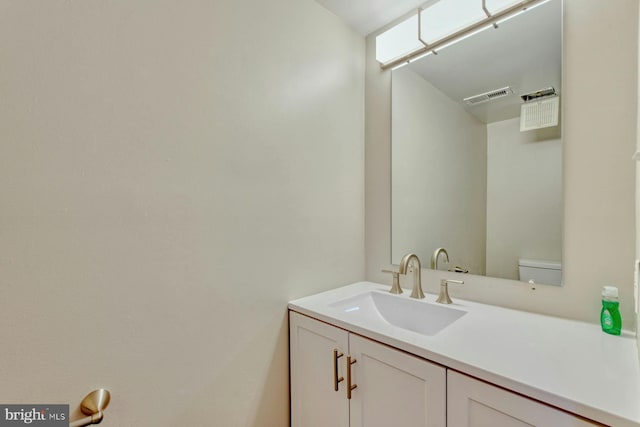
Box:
<box><xmin>391</xmin><ymin>67</ymin><xmax>487</xmax><ymax>274</ymax></box>
<box><xmin>366</xmin><ymin>0</ymin><xmax>638</xmax><ymax>330</ymax></box>
<box><xmin>0</xmin><ymin>0</ymin><xmax>364</xmax><ymax>425</ymax></box>
<box><xmin>486</xmin><ymin>118</ymin><xmax>562</xmax><ymax>280</ymax></box>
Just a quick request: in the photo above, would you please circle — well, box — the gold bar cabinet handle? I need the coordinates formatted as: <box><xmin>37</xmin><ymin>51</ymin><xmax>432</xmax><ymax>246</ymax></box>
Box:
<box><xmin>333</xmin><ymin>349</ymin><xmax>344</xmax><ymax>391</ymax></box>
<box><xmin>347</xmin><ymin>356</ymin><xmax>357</xmax><ymax>399</ymax></box>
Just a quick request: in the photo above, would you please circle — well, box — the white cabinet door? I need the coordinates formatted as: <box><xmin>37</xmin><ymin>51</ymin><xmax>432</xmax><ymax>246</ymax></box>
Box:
<box><xmin>447</xmin><ymin>371</ymin><xmax>602</xmax><ymax>427</ymax></box>
<box><xmin>290</xmin><ymin>312</ymin><xmax>349</xmax><ymax>427</ymax></box>
<box><xmin>349</xmin><ymin>334</ymin><xmax>447</xmax><ymax>427</ymax></box>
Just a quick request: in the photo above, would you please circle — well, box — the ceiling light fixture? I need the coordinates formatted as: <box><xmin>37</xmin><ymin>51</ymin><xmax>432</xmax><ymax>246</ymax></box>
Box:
<box><xmin>376</xmin><ymin>0</ymin><xmax>552</xmax><ymax>70</ymax></box>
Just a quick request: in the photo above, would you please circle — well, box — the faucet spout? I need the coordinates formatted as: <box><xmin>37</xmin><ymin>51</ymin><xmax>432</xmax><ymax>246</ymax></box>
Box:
<box><xmin>399</xmin><ymin>253</ymin><xmax>425</xmax><ymax>299</ymax></box>
<box><xmin>430</xmin><ymin>247</ymin><xmax>449</xmax><ymax>270</ymax></box>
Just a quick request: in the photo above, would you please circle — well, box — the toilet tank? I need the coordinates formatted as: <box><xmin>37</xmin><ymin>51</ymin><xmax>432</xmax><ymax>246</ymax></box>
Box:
<box><xmin>518</xmin><ymin>258</ymin><xmax>562</xmax><ymax>286</ymax></box>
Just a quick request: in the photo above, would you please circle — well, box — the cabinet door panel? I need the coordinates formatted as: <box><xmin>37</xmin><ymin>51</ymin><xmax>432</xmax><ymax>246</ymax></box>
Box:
<box><xmin>349</xmin><ymin>334</ymin><xmax>446</xmax><ymax>427</ymax></box>
<box><xmin>447</xmin><ymin>371</ymin><xmax>602</xmax><ymax>427</ymax></box>
<box><xmin>289</xmin><ymin>312</ymin><xmax>349</xmax><ymax>427</ymax></box>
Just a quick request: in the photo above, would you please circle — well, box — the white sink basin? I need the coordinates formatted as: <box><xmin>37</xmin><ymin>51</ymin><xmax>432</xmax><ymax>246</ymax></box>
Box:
<box><xmin>329</xmin><ymin>291</ymin><xmax>466</xmax><ymax>336</ymax></box>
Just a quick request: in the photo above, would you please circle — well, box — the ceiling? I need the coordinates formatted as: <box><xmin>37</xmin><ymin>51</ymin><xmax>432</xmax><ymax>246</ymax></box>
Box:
<box><xmin>314</xmin><ymin>0</ymin><xmax>428</xmax><ymax>35</ymax></box>
<box><xmin>315</xmin><ymin>0</ymin><xmax>562</xmax><ymax>124</ymax></box>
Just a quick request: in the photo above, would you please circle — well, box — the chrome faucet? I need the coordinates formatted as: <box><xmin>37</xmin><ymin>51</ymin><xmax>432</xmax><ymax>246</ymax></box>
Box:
<box><xmin>430</xmin><ymin>247</ymin><xmax>449</xmax><ymax>270</ymax></box>
<box><xmin>399</xmin><ymin>253</ymin><xmax>425</xmax><ymax>299</ymax></box>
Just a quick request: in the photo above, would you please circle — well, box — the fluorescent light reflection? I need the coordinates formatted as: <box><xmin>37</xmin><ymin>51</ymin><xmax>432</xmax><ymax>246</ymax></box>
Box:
<box><xmin>432</xmin><ymin>24</ymin><xmax>494</xmax><ymax>53</ymax></box>
<box><xmin>390</xmin><ymin>49</ymin><xmax>434</xmax><ymax>71</ymax></box>
<box><xmin>376</xmin><ymin>0</ymin><xmax>551</xmax><ymax>68</ymax></box>
<box><xmin>408</xmin><ymin>51</ymin><xmax>433</xmax><ymax>63</ymax></box>
<box><xmin>391</xmin><ymin>62</ymin><xmax>410</xmax><ymax>71</ymax></box>
<box><xmin>496</xmin><ymin>0</ymin><xmax>553</xmax><ymax>24</ymax></box>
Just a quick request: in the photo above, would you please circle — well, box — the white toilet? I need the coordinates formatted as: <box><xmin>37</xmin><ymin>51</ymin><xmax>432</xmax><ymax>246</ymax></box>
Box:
<box><xmin>518</xmin><ymin>258</ymin><xmax>562</xmax><ymax>286</ymax></box>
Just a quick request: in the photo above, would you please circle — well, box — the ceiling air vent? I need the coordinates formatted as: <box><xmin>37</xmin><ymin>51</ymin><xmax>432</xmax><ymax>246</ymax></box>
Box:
<box><xmin>520</xmin><ymin>87</ymin><xmax>557</xmax><ymax>102</ymax></box>
<box><xmin>463</xmin><ymin>87</ymin><xmax>513</xmax><ymax>106</ymax></box>
<box><xmin>520</xmin><ymin>95</ymin><xmax>560</xmax><ymax>131</ymax></box>
<box><xmin>519</xmin><ymin>87</ymin><xmax>559</xmax><ymax>131</ymax></box>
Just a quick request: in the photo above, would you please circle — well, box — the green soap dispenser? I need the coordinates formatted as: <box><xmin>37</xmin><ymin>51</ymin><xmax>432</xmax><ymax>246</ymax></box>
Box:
<box><xmin>600</xmin><ymin>286</ymin><xmax>622</xmax><ymax>336</ymax></box>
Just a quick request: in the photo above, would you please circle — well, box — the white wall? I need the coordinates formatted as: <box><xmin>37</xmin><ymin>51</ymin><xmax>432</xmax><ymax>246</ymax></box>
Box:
<box><xmin>0</xmin><ymin>0</ymin><xmax>364</xmax><ymax>425</ymax></box>
<box><xmin>391</xmin><ymin>67</ymin><xmax>487</xmax><ymax>274</ymax></box>
<box><xmin>636</xmin><ymin>0</ymin><xmax>640</xmax><ymax>359</ymax></box>
<box><xmin>366</xmin><ymin>0</ymin><xmax>637</xmax><ymax>330</ymax></box>
<box><xmin>486</xmin><ymin>118</ymin><xmax>562</xmax><ymax>280</ymax></box>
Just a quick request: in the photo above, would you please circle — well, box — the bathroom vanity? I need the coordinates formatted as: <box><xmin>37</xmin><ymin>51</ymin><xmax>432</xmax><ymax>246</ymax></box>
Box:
<box><xmin>288</xmin><ymin>282</ymin><xmax>640</xmax><ymax>427</ymax></box>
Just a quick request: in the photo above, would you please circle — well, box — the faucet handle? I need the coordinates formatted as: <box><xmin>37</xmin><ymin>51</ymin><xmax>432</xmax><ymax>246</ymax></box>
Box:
<box><xmin>381</xmin><ymin>269</ymin><xmax>403</xmax><ymax>295</ymax></box>
<box><xmin>436</xmin><ymin>279</ymin><xmax>464</xmax><ymax>304</ymax></box>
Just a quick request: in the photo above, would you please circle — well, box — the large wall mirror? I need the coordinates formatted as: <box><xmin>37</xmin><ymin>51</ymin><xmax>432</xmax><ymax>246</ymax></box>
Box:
<box><xmin>391</xmin><ymin>0</ymin><xmax>563</xmax><ymax>285</ymax></box>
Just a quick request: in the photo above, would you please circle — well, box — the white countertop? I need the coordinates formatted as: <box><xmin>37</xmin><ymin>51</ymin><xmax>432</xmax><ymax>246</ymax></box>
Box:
<box><xmin>288</xmin><ymin>282</ymin><xmax>640</xmax><ymax>427</ymax></box>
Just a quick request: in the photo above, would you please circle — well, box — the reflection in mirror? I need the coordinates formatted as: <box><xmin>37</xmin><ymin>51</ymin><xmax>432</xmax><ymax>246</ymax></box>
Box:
<box><xmin>391</xmin><ymin>0</ymin><xmax>562</xmax><ymax>285</ymax></box>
